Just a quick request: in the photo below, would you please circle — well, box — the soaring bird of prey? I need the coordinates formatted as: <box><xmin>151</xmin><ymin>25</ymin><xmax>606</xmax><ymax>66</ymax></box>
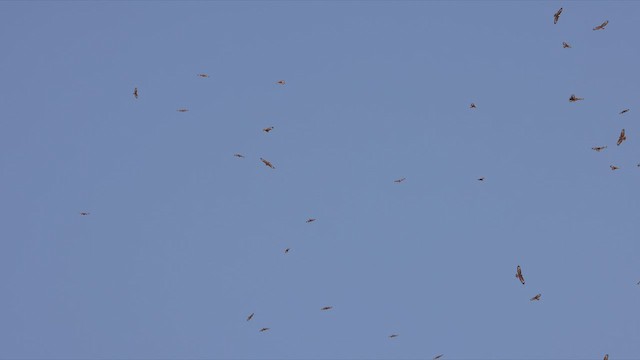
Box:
<box><xmin>516</xmin><ymin>265</ymin><xmax>525</xmax><ymax>285</ymax></box>
<box><xmin>389</xmin><ymin>334</ymin><xmax>399</xmax><ymax>339</ymax></box>
<box><xmin>263</xmin><ymin>126</ymin><xmax>274</xmax><ymax>133</ymax></box>
<box><xmin>321</xmin><ymin>306</ymin><xmax>333</xmax><ymax>311</ymax></box>
<box><xmin>259</xmin><ymin>327</ymin><xmax>270</xmax><ymax>332</ymax></box>
<box><xmin>177</xmin><ymin>108</ymin><xmax>189</xmax><ymax>112</ymax></box>
<box><xmin>260</xmin><ymin>158</ymin><xmax>275</xmax><ymax>169</ymax></box>
<box><xmin>247</xmin><ymin>313</ymin><xmax>254</xmax><ymax>321</ymax></box>
<box><xmin>433</xmin><ymin>355</ymin><xmax>444</xmax><ymax>360</ymax></box>
<box><xmin>276</xmin><ymin>80</ymin><xmax>286</xmax><ymax>85</ymax></box>
<box><xmin>470</xmin><ymin>103</ymin><xmax>477</xmax><ymax>109</ymax></box>
<box><xmin>394</xmin><ymin>177</ymin><xmax>406</xmax><ymax>183</ymax></box>
<box><xmin>592</xmin><ymin>146</ymin><xmax>607</xmax><ymax>152</ymax></box>
<box><xmin>133</xmin><ymin>87</ymin><xmax>138</xmax><ymax>99</ymax></box>
<box><xmin>197</xmin><ymin>74</ymin><xmax>209</xmax><ymax>78</ymax></box>
<box><xmin>530</xmin><ymin>294</ymin><xmax>542</xmax><ymax>301</ymax></box>
<box><xmin>553</xmin><ymin>7</ymin><xmax>563</xmax><ymax>24</ymax></box>
<box><xmin>79</xmin><ymin>212</ymin><xmax>90</xmax><ymax>216</ymax></box>
<box><xmin>234</xmin><ymin>153</ymin><xmax>245</xmax><ymax>158</ymax></box>
<box><xmin>617</xmin><ymin>129</ymin><xmax>626</xmax><ymax>146</ymax></box>
<box><xmin>562</xmin><ymin>42</ymin><xmax>571</xmax><ymax>48</ymax></box>
<box><xmin>620</xmin><ymin>109</ymin><xmax>630</xmax><ymax>115</ymax></box>
<box><xmin>593</xmin><ymin>20</ymin><xmax>609</xmax><ymax>31</ymax></box>
<box><xmin>306</xmin><ymin>218</ymin><xmax>316</xmax><ymax>223</ymax></box>
<box><xmin>610</xmin><ymin>165</ymin><xmax>619</xmax><ymax>171</ymax></box>
<box><xmin>569</xmin><ymin>94</ymin><xmax>584</xmax><ymax>102</ymax></box>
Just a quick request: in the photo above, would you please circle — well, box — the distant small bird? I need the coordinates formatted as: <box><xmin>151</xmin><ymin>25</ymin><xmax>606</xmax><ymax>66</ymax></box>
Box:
<box><xmin>320</xmin><ymin>306</ymin><xmax>333</xmax><ymax>311</ymax></box>
<box><xmin>276</xmin><ymin>80</ymin><xmax>286</xmax><ymax>85</ymax></box>
<box><xmin>389</xmin><ymin>334</ymin><xmax>399</xmax><ymax>339</ymax></box>
<box><xmin>592</xmin><ymin>146</ymin><xmax>607</xmax><ymax>152</ymax></box>
<box><xmin>433</xmin><ymin>355</ymin><xmax>444</xmax><ymax>360</ymax></box>
<box><xmin>617</xmin><ymin>129</ymin><xmax>626</xmax><ymax>146</ymax></box>
<box><xmin>79</xmin><ymin>212</ymin><xmax>90</xmax><ymax>216</ymax></box>
<box><xmin>637</xmin><ymin>280</ymin><xmax>640</xmax><ymax>285</ymax></box>
<box><xmin>284</xmin><ymin>248</ymin><xmax>290</xmax><ymax>254</ymax></box>
<box><xmin>554</xmin><ymin>7</ymin><xmax>563</xmax><ymax>24</ymax></box>
<box><xmin>477</xmin><ymin>177</ymin><xmax>485</xmax><ymax>181</ymax></box>
<box><xmin>247</xmin><ymin>313</ymin><xmax>254</xmax><ymax>321</ymax></box>
<box><xmin>260</xmin><ymin>158</ymin><xmax>275</xmax><ymax>169</ymax></box>
<box><xmin>394</xmin><ymin>177</ymin><xmax>406</xmax><ymax>183</ymax></box>
<box><xmin>234</xmin><ymin>153</ymin><xmax>245</xmax><ymax>158</ymax></box>
<box><xmin>603</xmin><ymin>354</ymin><xmax>609</xmax><ymax>360</ymax></box>
<box><xmin>516</xmin><ymin>265</ymin><xmax>525</xmax><ymax>285</ymax></box>
<box><xmin>133</xmin><ymin>87</ymin><xmax>138</xmax><ymax>99</ymax></box>
<box><xmin>306</xmin><ymin>218</ymin><xmax>316</xmax><ymax>223</ymax></box>
<box><xmin>530</xmin><ymin>294</ymin><xmax>542</xmax><ymax>301</ymax></box>
<box><xmin>562</xmin><ymin>42</ymin><xmax>571</xmax><ymax>48</ymax></box>
<box><xmin>569</xmin><ymin>94</ymin><xmax>584</xmax><ymax>102</ymax></box>
<box><xmin>620</xmin><ymin>109</ymin><xmax>630</xmax><ymax>115</ymax></box>
<box><xmin>197</xmin><ymin>74</ymin><xmax>209</xmax><ymax>78</ymax></box>
<box><xmin>263</xmin><ymin>126</ymin><xmax>274</xmax><ymax>133</ymax></box>
<box><xmin>593</xmin><ymin>20</ymin><xmax>609</xmax><ymax>31</ymax></box>
<box><xmin>610</xmin><ymin>165</ymin><xmax>619</xmax><ymax>171</ymax></box>
<box><xmin>259</xmin><ymin>327</ymin><xmax>270</xmax><ymax>332</ymax></box>
<box><xmin>177</xmin><ymin>108</ymin><xmax>189</xmax><ymax>112</ymax></box>
<box><xmin>470</xmin><ymin>103</ymin><xmax>477</xmax><ymax>109</ymax></box>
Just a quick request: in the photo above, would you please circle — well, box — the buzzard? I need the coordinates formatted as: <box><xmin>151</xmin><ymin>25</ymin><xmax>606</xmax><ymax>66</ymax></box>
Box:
<box><xmin>569</xmin><ymin>94</ymin><xmax>584</xmax><ymax>102</ymax></box>
<box><xmin>263</xmin><ymin>126</ymin><xmax>274</xmax><ymax>133</ymax></box>
<box><xmin>470</xmin><ymin>103</ymin><xmax>477</xmax><ymax>109</ymax></box>
<box><xmin>247</xmin><ymin>313</ymin><xmax>254</xmax><ymax>321</ymax></box>
<box><xmin>593</xmin><ymin>20</ymin><xmax>609</xmax><ymax>31</ymax></box>
<box><xmin>610</xmin><ymin>165</ymin><xmax>619</xmax><ymax>171</ymax></box>
<box><xmin>177</xmin><ymin>108</ymin><xmax>189</xmax><ymax>112</ymax></box>
<box><xmin>433</xmin><ymin>355</ymin><xmax>444</xmax><ymax>360</ymax></box>
<box><xmin>592</xmin><ymin>146</ymin><xmax>607</xmax><ymax>152</ymax></box>
<box><xmin>389</xmin><ymin>334</ymin><xmax>399</xmax><ymax>339</ymax></box>
<box><xmin>133</xmin><ymin>87</ymin><xmax>138</xmax><ymax>99</ymax></box>
<box><xmin>79</xmin><ymin>212</ymin><xmax>90</xmax><ymax>216</ymax></box>
<box><xmin>260</xmin><ymin>158</ymin><xmax>275</xmax><ymax>169</ymax></box>
<box><xmin>617</xmin><ymin>129</ymin><xmax>626</xmax><ymax>146</ymax></box>
<box><xmin>306</xmin><ymin>218</ymin><xmax>316</xmax><ymax>223</ymax></box>
<box><xmin>259</xmin><ymin>327</ymin><xmax>270</xmax><ymax>332</ymax></box>
<box><xmin>276</xmin><ymin>80</ymin><xmax>286</xmax><ymax>85</ymax></box>
<box><xmin>562</xmin><ymin>42</ymin><xmax>571</xmax><ymax>48</ymax></box>
<box><xmin>516</xmin><ymin>265</ymin><xmax>525</xmax><ymax>285</ymax></box>
<box><xmin>530</xmin><ymin>294</ymin><xmax>542</xmax><ymax>301</ymax></box>
<box><xmin>554</xmin><ymin>7</ymin><xmax>563</xmax><ymax>24</ymax></box>
<box><xmin>620</xmin><ymin>109</ymin><xmax>630</xmax><ymax>115</ymax></box>
<box><xmin>197</xmin><ymin>74</ymin><xmax>209</xmax><ymax>78</ymax></box>
<box><xmin>394</xmin><ymin>177</ymin><xmax>406</xmax><ymax>183</ymax></box>
<box><xmin>321</xmin><ymin>306</ymin><xmax>333</xmax><ymax>311</ymax></box>
<box><xmin>234</xmin><ymin>153</ymin><xmax>245</xmax><ymax>158</ymax></box>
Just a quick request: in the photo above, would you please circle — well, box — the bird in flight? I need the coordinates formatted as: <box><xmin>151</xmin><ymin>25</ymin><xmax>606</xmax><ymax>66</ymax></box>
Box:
<box><xmin>233</xmin><ymin>153</ymin><xmax>245</xmax><ymax>158</ymax></box>
<box><xmin>477</xmin><ymin>177</ymin><xmax>485</xmax><ymax>181</ymax></box>
<box><xmin>263</xmin><ymin>126</ymin><xmax>274</xmax><ymax>133</ymax></box>
<box><xmin>617</xmin><ymin>129</ymin><xmax>626</xmax><ymax>146</ymax></box>
<box><xmin>610</xmin><ymin>165</ymin><xmax>619</xmax><ymax>171</ymax></box>
<box><xmin>133</xmin><ymin>87</ymin><xmax>138</xmax><ymax>99</ymax></box>
<box><xmin>553</xmin><ymin>7</ymin><xmax>563</xmax><ymax>24</ymax></box>
<box><xmin>433</xmin><ymin>355</ymin><xmax>444</xmax><ymax>360</ymax></box>
<box><xmin>389</xmin><ymin>334</ymin><xmax>399</xmax><ymax>339</ymax></box>
<box><xmin>593</xmin><ymin>20</ymin><xmax>609</xmax><ymax>31</ymax></box>
<box><xmin>516</xmin><ymin>265</ymin><xmax>525</xmax><ymax>285</ymax></box>
<box><xmin>177</xmin><ymin>108</ymin><xmax>189</xmax><ymax>112</ymax></box>
<box><xmin>394</xmin><ymin>177</ymin><xmax>406</xmax><ymax>183</ymax></box>
<box><xmin>569</xmin><ymin>94</ymin><xmax>584</xmax><ymax>102</ymax></box>
<box><xmin>79</xmin><ymin>212</ymin><xmax>90</xmax><ymax>216</ymax></box>
<box><xmin>470</xmin><ymin>103</ymin><xmax>477</xmax><ymax>109</ymax></box>
<box><xmin>197</xmin><ymin>74</ymin><xmax>209</xmax><ymax>78</ymax></box>
<box><xmin>276</xmin><ymin>80</ymin><xmax>286</xmax><ymax>85</ymax></box>
<box><xmin>321</xmin><ymin>306</ymin><xmax>333</xmax><ymax>311</ymax></box>
<box><xmin>592</xmin><ymin>146</ymin><xmax>607</xmax><ymax>152</ymax></box>
<box><xmin>562</xmin><ymin>42</ymin><xmax>571</xmax><ymax>48</ymax></box>
<box><xmin>260</xmin><ymin>158</ymin><xmax>275</xmax><ymax>169</ymax></box>
<box><xmin>247</xmin><ymin>313</ymin><xmax>254</xmax><ymax>321</ymax></box>
<box><xmin>530</xmin><ymin>294</ymin><xmax>542</xmax><ymax>301</ymax></box>
<box><xmin>620</xmin><ymin>109</ymin><xmax>630</xmax><ymax>115</ymax></box>
<box><xmin>306</xmin><ymin>218</ymin><xmax>316</xmax><ymax>223</ymax></box>
<box><xmin>259</xmin><ymin>327</ymin><xmax>270</xmax><ymax>332</ymax></box>
<box><xmin>284</xmin><ymin>248</ymin><xmax>290</xmax><ymax>254</ymax></box>
<box><xmin>603</xmin><ymin>354</ymin><xmax>609</xmax><ymax>360</ymax></box>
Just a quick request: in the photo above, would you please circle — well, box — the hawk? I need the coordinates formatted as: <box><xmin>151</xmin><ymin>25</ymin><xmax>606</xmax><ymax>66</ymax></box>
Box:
<box><xmin>247</xmin><ymin>313</ymin><xmax>254</xmax><ymax>321</ymax></box>
<box><xmin>562</xmin><ymin>42</ymin><xmax>571</xmax><ymax>48</ymax></box>
<box><xmin>133</xmin><ymin>87</ymin><xmax>138</xmax><ymax>99</ymax></box>
<box><xmin>593</xmin><ymin>20</ymin><xmax>609</xmax><ymax>31</ymax></box>
<box><xmin>620</xmin><ymin>109</ymin><xmax>630</xmax><ymax>115</ymax></box>
<box><xmin>260</xmin><ymin>158</ymin><xmax>275</xmax><ymax>169</ymax></box>
<box><xmin>530</xmin><ymin>294</ymin><xmax>542</xmax><ymax>301</ymax></box>
<box><xmin>394</xmin><ymin>177</ymin><xmax>406</xmax><ymax>183</ymax></box>
<box><xmin>617</xmin><ymin>129</ymin><xmax>626</xmax><ymax>146</ymax></box>
<box><xmin>259</xmin><ymin>327</ymin><xmax>270</xmax><ymax>332</ymax></box>
<box><xmin>516</xmin><ymin>265</ymin><xmax>525</xmax><ymax>285</ymax></box>
<box><xmin>554</xmin><ymin>7</ymin><xmax>563</xmax><ymax>24</ymax></box>
<box><xmin>569</xmin><ymin>94</ymin><xmax>584</xmax><ymax>102</ymax></box>
<box><xmin>389</xmin><ymin>334</ymin><xmax>399</xmax><ymax>339</ymax></box>
<box><xmin>79</xmin><ymin>212</ymin><xmax>90</xmax><ymax>216</ymax></box>
<box><xmin>306</xmin><ymin>218</ymin><xmax>316</xmax><ymax>223</ymax></box>
<box><xmin>470</xmin><ymin>103</ymin><xmax>477</xmax><ymax>109</ymax></box>
<box><xmin>610</xmin><ymin>165</ymin><xmax>619</xmax><ymax>171</ymax></box>
<box><xmin>177</xmin><ymin>108</ymin><xmax>189</xmax><ymax>112</ymax></box>
<box><xmin>320</xmin><ymin>306</ymin><xmax>333</xmax><ymax>311</ymax></box>
<box><xmin>197</xmin><ymin>74</ymin><xmax>209</xmax><ymax>78</ymax></box>
<box><xmin>263</xmin><ymin>126</ymin><xmax>274</xmax><ymax>133</ymax></box>
<box><xmin>592</xmin><ymin>146</ymin><xmax>607</xmax><ymax>152</ymax></box>
<box><xmin>276</xmin><ymin>80</ymin><xmax>286</xmax><ymax>85</ymax></box>
<box><xmin>433</xmin><ymin>355</ymin><xmax>444</xmax><ymax>360</ymax></box>
<box><xmin>234</xmin><ymin>153</ymin><xmax>245</xmax><ymax>158</ymax></box>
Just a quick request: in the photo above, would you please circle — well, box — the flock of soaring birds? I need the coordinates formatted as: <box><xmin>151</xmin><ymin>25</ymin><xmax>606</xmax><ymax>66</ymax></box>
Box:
<box><xmin>73</xmin><ymin>7</ymin><xmax>638</xmax><ymax>360</ymax></box>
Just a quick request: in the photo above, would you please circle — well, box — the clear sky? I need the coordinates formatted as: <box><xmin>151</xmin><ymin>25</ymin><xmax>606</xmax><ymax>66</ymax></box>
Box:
<box><xmin>1</xmin><ymin>1</ymin><xmax>639</xmax><ymax>359</ymax></box>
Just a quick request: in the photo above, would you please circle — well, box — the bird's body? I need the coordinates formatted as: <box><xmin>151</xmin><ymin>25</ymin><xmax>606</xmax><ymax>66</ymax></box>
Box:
<box><xmin>620</xmin><ymin>109</ymin><xmax>630</xmax><ymax>115</ymax></box>
<box><xmin>263</xmin><ymin>126</ymin><xmax>274</xmax><ymax>133</ymax></box>
<box><xmin>569</xmin><ymin>94</ymin><xmax>584</xmax><ymax>102</ymax></box>
<box><xmin>276</xmin><ymin>80</ymin><xmax>286</xmax><ymax>85</ymax></box>
<box><xmin>389</xmin><ymin>334</ymin><xmax>399</xmax><ymax>339</ymax></box>
<box><xmin>321</xmin><ymin>306</ymin><xmax>333</xmax><ymax>311</ymax></box>
<box><xmin>306</xmin><ymin>218</ymin><xmax>316</xmax><ymax>223</ymax></box>
<box><xmin>433</xmin><ymin>355</ymin><xmax>444</xmax><ymax>360</ymax></box>
<box><xmin>247</xmin><ymin>313</ymin><xmax>254</xmax><ymax>321</ymax></box>
<box><xmin>394</xmin><ymin>177</ymin><xmax>406</xmax><ymax>183</ymax></box>
<box><xmin>516</xmin><ymin>265</ymin><xmax>525</xmax><ymax>285</ymax></box>
<box><xmin>592</xmin><ymin>146</ymin><xmax>607</xmax><ymax>152</ymax></box>
<box><xmin>79</xmin><ymin>212</ymin><xmax>90</xmax><ymax>216</ymax></box>
<box><xmin>530</xmin><ymin>294</ymin><xmax>542</xmax><ymax>301</ymax></box>
<box><xmin>284</xmin><ymin>248</ymin><xmax>290</xmax><ymax>254</ymax></box>
<box><xmin>470</xmin><ymin>103</ymin><xmax>477</xmax><ymax>109</ymax></box>
<box><xmin>478</xmin><ymin>177</ymin><xmax>485</xmax><ymax>181</ymax></box>
<box><xmin>554</xmin><ymin>7</ymin><xmax>563</xmax><ymax>24</ymax></box>
<box><xmin>259</xmin><ymin>327</ymin><xmax>270</xmax><ymax>332</ymax></box>
<box><xmin>177</xmin><ymin>108</ymin><xmax>189</xmax><ymax>112</ymax></box>
<box><xmin>133</xmin><ymin>87</ymin><xmax>138</xmax><ymax>99</ymax></box>
<box><xmin>562</xmin><ymin>42</ymin><xmax>571</xmax><ymax>48</ymax></box>
<box><xmin>610</xmin><ymin>165</ymin><xmax>619</xmax><ymax>171</ymax></box>
<box><xmin>260</xmin><ymin>158</ymin><xmax>275</xmax><ymax>169</ymax></box>
<box><xmin>234</xmin><ymin>153</ymin><xmax>245</xmax><ymax>158</ymax></box>
<box><xmin>617</xmin><ymin>129</ymin><xmax>626</xmax><ymax>146</ymax></box>
<box><xmin>593</xmin><ymin>20</ymin><xmax>609</xmax><ymax>31</ymax></box>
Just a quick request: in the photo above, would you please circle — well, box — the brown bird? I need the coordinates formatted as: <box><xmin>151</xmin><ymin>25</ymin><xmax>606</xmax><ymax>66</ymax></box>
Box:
<box><xmin>260</xmin><ymin>158</ymin><xmax>275</xmax><ymax>169</ymax></box>
<box><xmin>620</xmin><ymin>109</ymin><xmax>630</xmax><ymax>115</ymax></box>
<box><xmin>79</xmin><ymin>212</ymin><xmax>90</xmax><ymax>216</ymax></box>
<box><xmin>562</xmin><ymin>42</ymin><xmax>571</xmax><ymax>48</ymax></box>
<box><xmin>177</xmin><ymin>108</ymin><xmax>189</xmax><ymax>112</ymax></box>
<box><xmin>610</xmin><ymin>165</ymin><xmax>619</xmax><ymax>171</ymax></box>
<box><xmin>276</xmin><ymin>80</ymin><xmax>286</xmax><ymax>85</ymax></box>
<box><xmin>470</xmin><ymin>103</ymin><xmax>477</xmax><ymax>109</ymax></box>
<box><xmin>284</xmin><ymin>248</ymin><xmax>290</xmax><ymax>254</ymax></box>
<box><xmin>247</xmin><ymin>313</ymin><xmax>254</xmax><ymax>321</ymax></box>
<box><xmin>592</xmin><ymin>146</ymin><xmax>607</xmax><ymax>152</ymax></box>
<box><xmin>233</xmin><ymin>153</ymin><xmax>245</xmax><ymax>158</ymax></box>
<box><xmin>516</xmin><ymin>265</ymin><xmax>525</xmax><ymax>285</ymax></box>
<box><xmin>569</xmin><ymin>94</ymin><xmax>584</xmax><ymax>102</ymax></box>
<box><xmin>306</xmin><ymin>218</ymin><xmax>316</xmax><ymax>223</ymax></box>
<box><xmin>603</xmin><ymin>354</ymin><xmax>609</xmax><ymax>360</ymax></box>
<box><xmin>263</xmin><ymin>126</ymin><xmax>274</xmax><ymax>133</ymax></box>
<box><xmin>394</xmin><ymin>177</ymin><xmax>406</xmax><ymax>183</ymax></box>
<box><xmin>617</xmin><ymin>129</ymin><xmax>626</xmax><ymax>146</ymax></box>
<box><xmin>320</xmin><ymin>306</ymin><xmax>333</xmax><ymax>311</ymax></box>
<box><xmin>197</xmin><ymin>73</ymin><xmax>209</xmax><ymax>78</ymax></box>
<box><xmin>530</xmin><ymin>294</ymin><xmax>542</xmax><ymax>301</ymax></box>
<box><xmin>593</xmin><ymin>20</ymin><xmax>609</xmax><ymax>31</ymax></box>
<box><xmin>259</xmin><ymin>327</ymin><xmax>270</xmax><ymax>332</ymax></box>
<box><xmin>433</xmin><ymin>355</ymin><xmax>444</xmax><ymax>360</ymax></box>
<box><xmin>478</xmin><ymin>177</ymin><xmax>485</xmax><ymax>181</ymax></box>
<box><xmin>133</xmin><ymin>87</ymin><xmax>138</xmax><ymax>99</ymax></box>
<box><xmin>554</xmin><ymin>7</ymin><xmax>563</xmax><ymax>24</ymax></box>
<box><xmin>389</xmin><ymin>334</ymin><xmax>399</xmax><ymax>339</ymax></box>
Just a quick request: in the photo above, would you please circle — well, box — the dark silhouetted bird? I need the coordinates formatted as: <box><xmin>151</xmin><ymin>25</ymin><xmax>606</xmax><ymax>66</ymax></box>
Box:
<box><xmin>259</xmin><ymin>327</ymin><xmax>270</xmax><ymax>332</ymax></box>
<box><xmin>433</xmin><ymin>355</ymin><xmax>444</xmax><ymax>360</ymax></box>
<box><xmin>276</xmin><ymin>80</ymin><xmax>286</xmax><ymax>85</ymax></box>
<box><xmin>389</xmin><ymin>334</ymin><xmax>399</xmax><ymax>339</ymax></box>
<box><xmin>569</xmin><ymin>94</ymin><xmax>583</xmax><ymax>102</ymax></box>
<box><xmin>617</xmin><ymin>129</ymin><xmax>626</xmax><ymax>146</ymax></box>
<box><xmin>197</xmin><ymin>74</ymin><xmax>209</xmax><ymax>78</ymax></box>
<box><xmin>516</xmin><ymin>265</ymin><xmax>525</xmax><ymax>285</ymax></box>
<box><xmin>234</xmin><ymin>153</ymin><xmax>245</xmax><ymax>158</ymax></box>
<box><xmin>177</xmin><ymin>108</ymin><xmax>189</xmax><ymax>112</ymax></box>
<box><xmin>260</xmin><ymin>158</ymin><xmax>275</xmax><ymax>169</ymax></box>
<box><xmin>592</xmin><ymin>146</ymin><xmax>607</xmax><ymax>152</ymax></box>
<box><xmin>470</xmin><ymin>103</ymin><xmax>477</xmax><ymax>109</ymax></box>
<box><xmin>554</xmin><ymin>7</ymin><xmax>563</xmax><ymax>24</ymax></box>
<box><xmin>620</xmin><ymin>109</ymin><xmax>630</xmax><ymax>115</ymax></box>
<box><xmin>133</xmin><ymin>87</ymin><xmax>138</xmax><ymax>99</ymax></box>
<box><xmin>284</xmin><ymin>248</ymin><xmax>290</xmax><ymax>254</ymax></box>
<box><xmin>247</xmin><ymin>313</ymin><xmax>254</xmax><ymax>321</ymax></box>
<box><xmin>80</xmin><ymin>212</ymin><xmax>90</xmax><ymax>216</ymax></box>
<box><xmin>562</xmin><ymin>42</ymin><xmax>571</xmax><ymax>48</ymax></box>
<box><xmin>530</xmin><ymin>294</ymin><xmax>541</xmax><ymax>301</ymax></box>
<box><xmin>394</xmin><ymin>177</ymin><xmax>406</xmax><ymax>183</ymax></box>
<box><xmin>263</xmin><ymin>126</ymin><xmax>274</xmax><ymax>133</ymax></box>
<box><xmin>610</xmin><ymin>165</ymin><xmax>619</xmax><ymax>171</ymax></box>
<box><xmin>306</xmin><ymin>218</ymin><xmax>316</xmax><ymax>223</ymax></box>
<box><xmin>593</xmin><ymin>20</ymin><xmax>609</xmax><ymax>31</ymax></box>
<box><xmin>321</xmin><ymin>306</ymin><xmax>333</xmax><ymax>311</ymax></box>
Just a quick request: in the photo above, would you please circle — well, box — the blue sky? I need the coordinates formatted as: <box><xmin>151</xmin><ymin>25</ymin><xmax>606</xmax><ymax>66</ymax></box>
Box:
<box><xmin>1</xmin><ymin>1</ymin><xmax>639</xmax><ymax>359</ymax></box>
